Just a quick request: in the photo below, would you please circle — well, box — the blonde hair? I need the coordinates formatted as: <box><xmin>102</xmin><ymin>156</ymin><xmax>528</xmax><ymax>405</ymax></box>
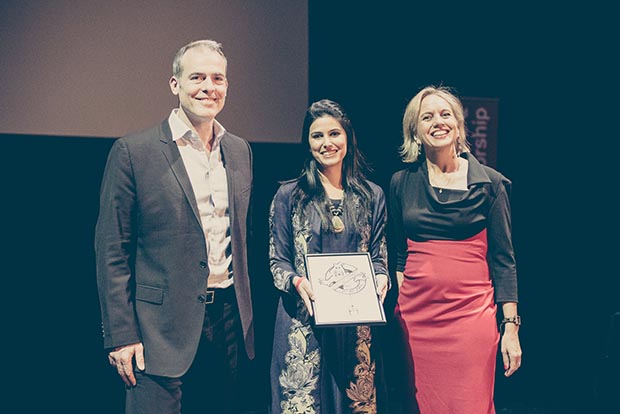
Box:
<box><xmin>400</xmin><ymin>85</ymin><xmax>470</xmax><ymax>163</ymax></box>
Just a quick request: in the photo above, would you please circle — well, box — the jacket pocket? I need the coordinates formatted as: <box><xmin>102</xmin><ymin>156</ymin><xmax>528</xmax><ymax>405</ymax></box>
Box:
<box><xmin>135</xmin><ymin>284</ymin><xmax>164</xmax><ymax>305</ymax></box>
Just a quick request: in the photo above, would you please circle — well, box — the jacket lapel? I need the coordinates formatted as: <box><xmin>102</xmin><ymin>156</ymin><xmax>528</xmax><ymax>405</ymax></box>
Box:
<box><xmin>158</xmin><ymin>120</ymin><xmax>202</xmax><ymax>227</ymax></box>
<box><xmin>221</xmin><ymin>134</ymin><xmax>236</xmax><ymax>224</ymax></box>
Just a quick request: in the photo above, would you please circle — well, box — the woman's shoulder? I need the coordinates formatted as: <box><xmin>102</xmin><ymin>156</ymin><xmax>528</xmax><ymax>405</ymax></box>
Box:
<box><xmin>389</xmin><ymin>162</ymin><xmax>422</xmax><ymax>186</ymax></box>
<box><xmin>464</xmin><ymin>152</ymin><xmax>511</xmax><ymax>190</ymax></box>
<box><xmin>475</xmin><ymin>163</ymin><xmax>512</xmax><ymax>198</ymax></box>
<box><xmin>364</xmin><ymin>179</ymin><xmax>384</xmax><ymax>194</ymax></box>
<box><xmin>274</xmin><ymin>178</ymin><xmax>301</xmax><ymax>199</ymax></box>
<box><xmin>390</xmin><ymin>169</ymin><xmax>407</xmax><ymax>184</ymax></box>
<box><xmin>480</xmin><ymin>164</ymin><xmax>511</xmax><ymax>188</ymax></box>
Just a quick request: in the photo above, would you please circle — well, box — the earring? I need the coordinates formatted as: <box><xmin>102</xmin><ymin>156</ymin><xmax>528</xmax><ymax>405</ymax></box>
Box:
<box><xmin>413</xmin><ymin>137</ymin><xmax>422</xmax><ymax>148</ymax></box>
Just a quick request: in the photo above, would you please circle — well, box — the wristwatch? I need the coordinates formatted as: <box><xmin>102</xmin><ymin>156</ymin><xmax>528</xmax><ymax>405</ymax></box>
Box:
<box><xmin>500</xmin><ymin>315</ymin><xmax>521</xmax><ymax>329</ymax></box>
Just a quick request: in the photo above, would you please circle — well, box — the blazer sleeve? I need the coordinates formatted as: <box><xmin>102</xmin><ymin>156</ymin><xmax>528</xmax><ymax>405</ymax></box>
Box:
<box><xmin>95</xmin><ymin>138</ymin><xmax>141</xmax><ymax>349</ymax></box>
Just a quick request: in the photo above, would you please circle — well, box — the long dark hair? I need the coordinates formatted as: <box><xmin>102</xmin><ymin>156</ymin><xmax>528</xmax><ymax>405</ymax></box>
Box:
<box><xmin>293</xmin><ymin>99</ymin><xmax>373</xmax><ymax>233</ymax></box>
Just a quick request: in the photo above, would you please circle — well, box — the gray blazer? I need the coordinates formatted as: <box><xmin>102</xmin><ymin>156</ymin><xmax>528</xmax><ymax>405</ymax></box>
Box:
<box><xmin>95</xmin><ymin>119</ymin><xmax>254</xmax><ymax>377</ymax></box>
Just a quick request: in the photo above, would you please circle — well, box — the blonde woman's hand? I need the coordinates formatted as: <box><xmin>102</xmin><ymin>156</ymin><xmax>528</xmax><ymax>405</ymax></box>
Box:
<box><xmin>501</xmin><ymin>325</ymin><xmax>522</xmax><ymax>377</ymax></box>
<box><xmin>396</xmin><ymin>271</ymin><xmax>404</xmax><ymax>289</ymax></box>
<box><xmin>293</xmin><ymin>276</ymin><xmax>316</xmax><ymax>316</ymax></box>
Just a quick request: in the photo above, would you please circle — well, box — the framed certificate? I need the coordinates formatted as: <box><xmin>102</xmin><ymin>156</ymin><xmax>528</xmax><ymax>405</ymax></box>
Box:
<box><xmin>304</xmin><ymin>252</ymin><xmax>386</xmax><ymax>327</ymax></box>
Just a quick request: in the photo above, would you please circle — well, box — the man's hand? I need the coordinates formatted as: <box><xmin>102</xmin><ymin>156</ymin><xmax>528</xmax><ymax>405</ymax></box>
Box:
<box><xmin>108</xmin><ymin>342</ymin><xmax>145</xmax><ymax>386</ymax></box>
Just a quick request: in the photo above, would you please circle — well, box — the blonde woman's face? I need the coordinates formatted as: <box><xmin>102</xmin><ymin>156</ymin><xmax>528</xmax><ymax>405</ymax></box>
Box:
<box><xmin>417</xmin><ymin>94</ymin><xmax>459</xmax><ymax>152</ymax></box>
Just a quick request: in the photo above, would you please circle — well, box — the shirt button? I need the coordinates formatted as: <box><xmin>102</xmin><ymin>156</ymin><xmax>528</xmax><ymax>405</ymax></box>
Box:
<box><xmin>199</xmin><ymin>261</ymin><xmax>207</xmax><ymax>269</ymax></box>
<box><xmin>198</xmin><ymin>294</ymin><xmax>206</xmax><ymax>303</ymax></box>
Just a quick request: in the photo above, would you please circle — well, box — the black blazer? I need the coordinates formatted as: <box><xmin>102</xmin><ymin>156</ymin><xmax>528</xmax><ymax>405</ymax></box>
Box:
<box><xmin>95</xmin><ymin>119</ymin><xmax>254</xmax><ymax>377</ymax></box>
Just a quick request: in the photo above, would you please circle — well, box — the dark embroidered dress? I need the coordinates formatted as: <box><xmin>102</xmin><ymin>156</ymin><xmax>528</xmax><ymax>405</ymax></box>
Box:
<box><xmin>269</xmin><ymin>180</ymin><xmax>389</xmax><ymax>414</ymax></box>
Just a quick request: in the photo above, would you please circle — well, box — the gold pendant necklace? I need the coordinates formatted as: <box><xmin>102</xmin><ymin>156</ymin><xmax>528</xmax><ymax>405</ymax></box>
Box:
<box><xmin>328</xmin><ymin>200</ymin><xmax>345</xmax><ymax>233</ymax></box>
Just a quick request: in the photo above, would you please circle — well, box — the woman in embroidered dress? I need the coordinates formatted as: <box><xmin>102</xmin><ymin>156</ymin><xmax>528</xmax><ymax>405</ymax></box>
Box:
<box><xmin>269</xmin><ymin>99</ymin><xmax>390</xmax><ymax>414</ymax></box>
<box><xmin>389</xmin><ymin>85</ymin><xmax>522</xmax><ymax>414</ymax></box>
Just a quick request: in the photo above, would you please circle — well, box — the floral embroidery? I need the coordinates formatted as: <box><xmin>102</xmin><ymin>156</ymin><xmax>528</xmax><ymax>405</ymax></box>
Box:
<box><xmin>346</xmin><ymin>326</ymin><xmax>376</xmax><ymax>414</ymax></box>
<box><xmin>275</xmin><ymin>194</ymin><xmax>319</xmax><ymax>413</ymax></box>
<box><xmin>279</xmin><ymin>319</ymin><xmax>320</xmax><ymax>414</ymax></box>
<box><xmin>292</xmin><ymin>201</ymin><xmax>311</xmax><ymax>272</ymax></box>
<box><xmin>357</xmin><ymin>222</ymin><xmax>371</xmax><ymax>253</ymax></box>
<box><xmin>349</xmin><ymin>192</ymin><xmax>371</xmax><ymax>252</ymax></box>
<box><xmin>269</xmin><ymin>200</ymin><xmax>294</xmax><ymax>291</ymax></box>
<box><xmin>378</xmin><ymin>237</ymin><xmax>387</xmax><ymax>268</ymax></box>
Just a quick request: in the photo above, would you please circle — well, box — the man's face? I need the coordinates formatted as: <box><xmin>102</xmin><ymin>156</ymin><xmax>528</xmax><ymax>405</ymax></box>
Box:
<box><xmin>169</xmin><ymin>47</ymin><xmax>228</xmax><ymax>125</ymax></box>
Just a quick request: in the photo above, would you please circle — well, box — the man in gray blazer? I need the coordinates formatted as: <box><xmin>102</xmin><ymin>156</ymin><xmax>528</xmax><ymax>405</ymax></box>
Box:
<box><xmin>95</xmin><ymin>39</ymin><xmax>254</xmax><ymax>414</ymax></box>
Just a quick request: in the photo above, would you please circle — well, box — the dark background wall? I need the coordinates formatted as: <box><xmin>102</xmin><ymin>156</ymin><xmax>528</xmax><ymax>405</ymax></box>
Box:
<box><xmin>305</xmin><ymin>3</ymin><xmax>619</xmax><ymax>413</ymax></box>
<box><xmin>2</xmin><ymin>2</ymin><xmax>617</xmax><ymax>413</ymax></box>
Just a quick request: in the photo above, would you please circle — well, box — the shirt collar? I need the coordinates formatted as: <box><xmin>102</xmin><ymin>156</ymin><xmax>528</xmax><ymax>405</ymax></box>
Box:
<box><xmin>461</xmin><ymin>152</ymin><xmax>492</xmax><ymax>186</ymax></box>
<box><xmin>168</xmin><ymin>108</ymin><xmax>227</xmax><ymax>144</ymax></box>
<box><xmin>418</xmin><ymin>152</ymin><xmax>492</xmax><ymax>186</ymax></box>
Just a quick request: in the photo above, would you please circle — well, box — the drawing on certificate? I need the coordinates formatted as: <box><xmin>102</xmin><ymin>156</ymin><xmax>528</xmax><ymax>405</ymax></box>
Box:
<box><xmin>305</xmin><ymin>253</ymin><xmax>386</xmax><ymax>326</ymax></box>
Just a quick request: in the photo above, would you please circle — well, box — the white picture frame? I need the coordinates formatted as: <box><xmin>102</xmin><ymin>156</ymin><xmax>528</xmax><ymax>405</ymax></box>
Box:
<box><xmin>304</xmin><ymin>252</ymin><xmax>387</xmax><ymax>327</ymax></box>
